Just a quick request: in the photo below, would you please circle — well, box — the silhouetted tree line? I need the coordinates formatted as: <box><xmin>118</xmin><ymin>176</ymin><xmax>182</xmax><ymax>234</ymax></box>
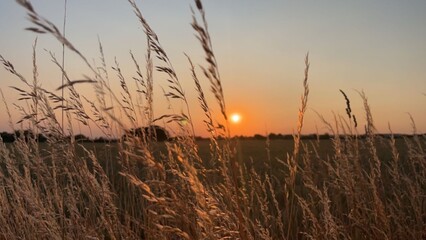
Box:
<box><xmin>0</xmin><ymin>125</ymin><xmax>171</xmax><ymax>143</ymax></box>
<box><xmin>1</xmin><ymin>129</ymin><xmax>422</xmax><ymax>143</ymax></box>
<box><xmin>0</xmin><ymin>130</ymin><xmax>47</xmax><ymax>143</ymax></box>
<box><xmin>230</xmin><ymin>133</ymin><xmax>422</xmax><ymax>140</ymax></box>
<box><xmin>231</xmin><ymin>133</ymin><xmax>330</xmax><ymax>140</ymax></box>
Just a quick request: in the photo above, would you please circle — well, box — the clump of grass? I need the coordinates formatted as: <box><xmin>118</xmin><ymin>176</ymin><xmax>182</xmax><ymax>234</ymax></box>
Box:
<box><xmin>0</xmin><ymin>0</ymin><xmax>424</xmax><ymax>239</ymax></box>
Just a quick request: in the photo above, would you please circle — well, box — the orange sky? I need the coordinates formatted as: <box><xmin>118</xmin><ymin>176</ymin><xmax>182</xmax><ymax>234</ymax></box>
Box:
<box><xmin>0</xmin><ymin>0</ymin><xmax>425</xmax><ymax>138</ymax></box>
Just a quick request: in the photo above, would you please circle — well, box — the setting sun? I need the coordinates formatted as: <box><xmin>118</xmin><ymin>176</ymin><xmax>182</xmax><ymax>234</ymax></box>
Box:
<box><xmin>230</xmin><ymin>113</ymin><xmax>241</xmax><ymax>124</ymax></box>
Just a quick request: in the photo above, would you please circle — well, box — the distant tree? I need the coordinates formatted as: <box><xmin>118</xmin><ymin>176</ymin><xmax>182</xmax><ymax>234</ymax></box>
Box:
<box><xmin>235</xmin><ymin>135</ymin><xmax>248</xmax><ymax>140</ymax></box>
<box><xmin>319</xmin><ymin>133</ymin><xmax>331</xmax><ymax>139</ymax></box>
<box><xmin>93</xmin><ymin>137</ymin><xmax>109</xmax><ymax>143</ymax></box>
<box><xmin>253</xmin><ymin>134</ymin><xmax>266</xmax><ymax>140</ymax></box>
<box><xmin>74</xmin><ymin>134</ymin><xmax>89</xmax><ymax>142</ymax></box>
<box><xmin>123</xmin><ymin>125</ymin><xmax>169</xmax><ymax>142</ymax></box>
<box><xmin>0</xmin><ymin>130</ymin><xmax>48</xmax><ymax>143</ymax></box>
<box><xmin>268</xmin><ymin>133</ymin><xmax>278</xmax><ymax>139</ymax></box>
<box><xmin>268</xmin><ymin>133</ymin><xmax>288</xmax><ymax>139</ymax></box>
<box><xmin>0</xmin><ymin>132</ymin><xmax>15</xmax><ymax>143</ymax></box>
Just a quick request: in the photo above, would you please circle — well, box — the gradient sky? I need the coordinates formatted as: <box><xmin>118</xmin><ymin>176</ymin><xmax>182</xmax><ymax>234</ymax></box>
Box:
<box><xmin>0</xmin><ymin>0</ymin><xmax>425</xmax><ymax>137</ymax></box>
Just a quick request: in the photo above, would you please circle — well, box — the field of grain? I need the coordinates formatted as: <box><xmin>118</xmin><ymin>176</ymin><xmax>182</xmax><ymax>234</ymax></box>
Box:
<box><xmin>0</xmin><ymin>0</ymin><xmax>425</xmax><ymax>239</ymax></box>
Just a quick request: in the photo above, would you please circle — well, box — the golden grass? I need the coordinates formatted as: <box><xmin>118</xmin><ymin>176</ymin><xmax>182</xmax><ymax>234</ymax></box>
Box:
<box><xmin>0</xmin><ymin>0</ymin><xmax>424</xmax><ymax>239</ymax></box>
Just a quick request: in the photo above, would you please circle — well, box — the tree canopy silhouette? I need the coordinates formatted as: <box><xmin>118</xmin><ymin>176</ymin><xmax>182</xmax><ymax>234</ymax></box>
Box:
<box><xmin>123</xmin><ymin>125</ymin><xmax>169</xmax><ymax>142</ymax></box>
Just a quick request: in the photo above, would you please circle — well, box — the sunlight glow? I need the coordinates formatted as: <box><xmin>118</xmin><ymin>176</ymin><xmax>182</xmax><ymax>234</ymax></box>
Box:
<box><xmin>230</xmin><ymin>113</ymin><xmax>241</xmax><ymax>124</ymax></box>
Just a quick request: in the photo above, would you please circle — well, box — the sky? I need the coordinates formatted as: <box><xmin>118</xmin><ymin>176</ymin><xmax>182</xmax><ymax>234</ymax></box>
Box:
<box><xmin>0</xmin><ymin>0</ymin><xmax>425</xmax><ymax>138</ymax></box>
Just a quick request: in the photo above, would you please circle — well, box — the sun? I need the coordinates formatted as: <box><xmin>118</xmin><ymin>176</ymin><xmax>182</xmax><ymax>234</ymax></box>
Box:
<box><xmin>230</xmin><ymin>113</ymin><xmax>241</xmax><ymax>124</ymax></box>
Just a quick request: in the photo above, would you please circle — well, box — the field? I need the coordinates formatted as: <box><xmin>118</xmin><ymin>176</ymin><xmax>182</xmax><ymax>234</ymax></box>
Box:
<box><xmin>1</xmin><ymin>0</ymin><xmax>425</xmax><ymax>239</ymax></box>
<box><xmin>75</xmin><ymin>138</ymin><xmax>408</xmax><ymax>178</ymax></box>
<box><xmin>1</xmin><ymin>136</ymin><xmax>424</xmax><ymax>239</ymax></box>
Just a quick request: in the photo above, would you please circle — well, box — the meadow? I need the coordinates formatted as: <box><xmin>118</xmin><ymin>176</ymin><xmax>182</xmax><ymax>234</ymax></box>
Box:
<box><xmin>0</xmin><ymin>0</ymin><xmax>425</xmax><ymax>239</ymax></box>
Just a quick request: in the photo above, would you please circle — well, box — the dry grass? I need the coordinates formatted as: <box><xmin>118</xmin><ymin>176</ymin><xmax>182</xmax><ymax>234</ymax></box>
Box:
<box><xmin>0</xmin><ymin>0</ymin><xmax>425</xmax><ymax>239</ymax></box>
